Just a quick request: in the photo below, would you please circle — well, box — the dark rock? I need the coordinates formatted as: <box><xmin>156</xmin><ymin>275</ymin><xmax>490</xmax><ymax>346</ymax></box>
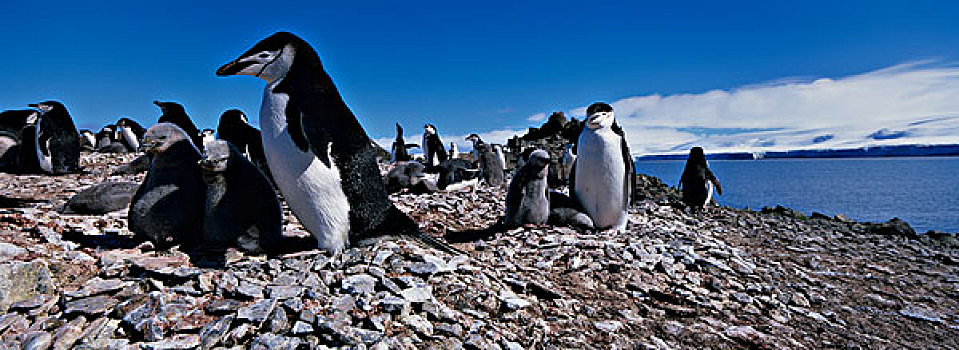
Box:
<box><xmin>64</xmin><ymin>295</ymin><xmax>118</xmax><ymax>316</ymax></box>
<box><xmin>205</xmin><ymin>298</ymin><xmax>243</xmax><ymax>315</ymax></box>
<box><xmin>250</xmin><ymin>333</ymin><xmax>301</xmax><ymax>350</ymax></box>
<box><xmin>237</xmin><ymin>298</ymin><xmax>277</xmax><ymax>324</ymax></box>
<box><xmin>51</xmin><ymin>316</ymin><xmax>86</xmax><ymax>350</ymax></box>
<box><xmin>198</xmin><ymin>314</ymin><xmax>233</xmax><ymax>349</ymax></box>
<box><xmin>869</xmin><ymin>218</ymin><xmax>918</xmax><ymax>239</ymax></box>
<box><xmin>10</xmin><ymin>294</ymin><xmax>48</xmax><ymax>311</ymax></box>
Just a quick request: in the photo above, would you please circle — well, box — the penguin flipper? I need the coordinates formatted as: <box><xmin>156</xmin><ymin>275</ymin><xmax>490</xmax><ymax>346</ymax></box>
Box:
<box><xmin>621</xmin><ymin>136</ymin><xmax>635</xmax><ymax>207</ymax></box>
<box><xmin>706</xmin><ymin>169</ymin><xmax>723</xmax><ymax>195</ymax></box>
<box><xmin>355</xmin><ymin>206</ymin><xmax>465</xmax><ymax>255</ymax></box>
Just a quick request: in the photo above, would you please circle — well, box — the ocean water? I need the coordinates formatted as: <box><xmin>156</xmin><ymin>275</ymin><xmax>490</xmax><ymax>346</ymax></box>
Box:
<box><xmin>635</xmin><ymin>157</ymin><xmax>959</xmax><ymax>233</ymax></box>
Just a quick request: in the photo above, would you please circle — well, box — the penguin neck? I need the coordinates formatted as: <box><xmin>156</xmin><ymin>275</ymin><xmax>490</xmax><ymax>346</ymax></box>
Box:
<box><xmin>153</xmin><ymin>141</ymin><xmax>199</xmax><ymax>170</ymax></box>
<box><xmin>203</xmin><ymin>171</ymin><xmax>228</xmax><ymax>211</ymax></box>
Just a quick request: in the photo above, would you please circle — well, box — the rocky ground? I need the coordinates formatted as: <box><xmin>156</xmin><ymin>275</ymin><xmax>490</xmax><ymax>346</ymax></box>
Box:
<box><xmin>0</xmin><ymin>152</ymin><xmax>956</xmax><ymax>349</ymax></box>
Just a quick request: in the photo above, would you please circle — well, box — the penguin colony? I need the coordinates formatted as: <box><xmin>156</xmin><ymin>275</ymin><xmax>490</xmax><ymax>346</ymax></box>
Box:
<box><xmin>0</xmin><ymin>30</ymin><xmax>723</xmax><ymax>258</ymax></box>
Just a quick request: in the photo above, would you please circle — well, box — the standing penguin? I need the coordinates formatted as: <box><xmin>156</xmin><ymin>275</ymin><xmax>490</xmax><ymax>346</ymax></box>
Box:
<box><xmin>216</xmin><ymin>109</ymin><xmax>272</xmax><ymax>181</ymax></box>
<box><xmin>17</xmin><ymin>111</ymin><xmax>51</xmax><ymax>174</ymax></box>
<box><xmin>78</xmin><ymin>130</ymin><xmax>96</xmax><ymax>151</ymax></box>
<box><xmin>448</xmin><ymin>142</ymin><xmax>459</xmax><ymax>160</ymax></box>
<box><xmin>116</xmin><ymin>117</ymin><xmax>146</xmax><ymax>140</ymax></box>
<box><xmin>95</xmin><ymin>125</ymin><xmax>126</xmax><ymax>153</ymax></box>
<box><xmin>475</xmin><ymin>142</ymin><xmax>505</xmax><ymax>187</ymax></box>
<box><xmin>571</xmin><ymin>102</ymin><xmax>634</xmax><ymax>231</ymax></box>
<box><xmin>216</xmin><ymin>31</ymin><xmax>459</xmax><ymax>254</ymax></box>
<box><xmin>115</xmin><ymin>124</ymin><xmax>140</xmax><ymax>152</ymax></box>
<box><xmin>199</xmin><ymin>140</ymin><xmax>282</xmax><ymax>253</ymax></box>
<box><xmin>154</xmin><ymin>101</ymin><xmax>203</xmax><ymax>150</ymax></box>
<box><xmin>466</xmin><ymin>133</ymin><xmax>485</xmax><ymax>162</ymax></box>
<box><xmin>678</xmin><ymin>147</ymin><xmax>723</xmax><ymax>209</ymax></box>
<box><xmin>128</xmin><ymin>123</ymin><xmax>205</xmax><ymax>248</ymax></box>
<box><xmin>421</xmin><ymin>124</ymin><xmax>448</xmax><ymax>169</ymax></box>
<box><xmin>391</xmin><ymin>123</ymin><xmax>412</xmax><ymax>162</ymax></box>
<box><xmin>491</xmin><ymin>144</ymin><xmax>507</xmax><ymax>173</ymax></box>
<box><xmin>503</xmin><ymin>149</ymin><xmax>550</xmax><ymax>227</ymax></box>
<box><xmin>29</xmin><ymin>101</ymin><xmax>80</xmax><ymax>174</ymax></box>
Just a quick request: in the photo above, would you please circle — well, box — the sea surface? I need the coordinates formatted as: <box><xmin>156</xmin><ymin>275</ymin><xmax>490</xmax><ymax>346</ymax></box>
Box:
<box><xmin>635</xmin><ymin>157</ymin><xmax>959</xmax><ymax>233</ymax></box>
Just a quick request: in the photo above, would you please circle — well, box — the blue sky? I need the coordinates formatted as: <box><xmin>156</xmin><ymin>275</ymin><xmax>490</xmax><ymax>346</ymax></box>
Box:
<box><xmin>3</xmin><ymin>1</ymin><xmax>959</xmax><ymax>154</ymax></box>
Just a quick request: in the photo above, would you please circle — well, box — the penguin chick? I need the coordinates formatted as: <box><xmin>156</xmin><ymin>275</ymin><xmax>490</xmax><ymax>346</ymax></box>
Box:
<box><xmin>128</xmin><ymin>123</ymin><xmax>205</xmax><ymax>248</ymax></box>
<box><xmin>503</xmin><ymin>149</ymin><xmax>550</xmax><ymax>227</ymax></box>
<box><xmin>199</xmin><ymin>140</ymin><xmax>283</xmax><ymax>253</ymax></box>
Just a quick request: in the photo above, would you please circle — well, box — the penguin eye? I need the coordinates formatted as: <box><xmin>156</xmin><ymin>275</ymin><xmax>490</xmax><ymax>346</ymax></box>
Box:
<box><xmin>258</xmin><ymin>52</ymin><xmax>271</xmax><ymax>59</ymax></box>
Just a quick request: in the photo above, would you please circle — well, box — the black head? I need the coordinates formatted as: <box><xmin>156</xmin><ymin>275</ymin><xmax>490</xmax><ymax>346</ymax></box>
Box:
<box><xmin>688</xmin><ymin>147</ymin><xmax>707</xmax><ymax>164</ymax></box>
<box><xmin>219</xmin><ymin>109</ymin><xmax>248</xmax><ymax>125</ymax></box>
<box><xmin>153</xmin><ymin>101</ymin><xmax>186</xmax><ymax>115</ymax></box>
<box><xmin>586</xmin><ymin>102</ymin><xmax>613</xmax><ymax>116</ymax></box>
<box><xmin>216</xmin><ymin>31</ymin><xmax>310</xmax><ymax>82</ymax></box>
<box><xmin>28</xmin><ymin>101</ymin><xmax>65</xmax><ymax>115</ymax></box>
<box><xmin>395</xmin><ymin>123</ymin><xmax>404</xmax><ymax>136</ymax></box>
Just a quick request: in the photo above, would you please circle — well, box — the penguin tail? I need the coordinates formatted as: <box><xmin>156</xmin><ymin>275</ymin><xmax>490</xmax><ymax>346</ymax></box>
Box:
<box><xmin>358</xmin><ymin>206</ymin><xmax>466</xmax><ymax>256</ymax></box>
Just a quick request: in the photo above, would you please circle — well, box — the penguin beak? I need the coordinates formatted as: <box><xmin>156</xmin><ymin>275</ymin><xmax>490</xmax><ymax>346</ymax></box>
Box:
<box><xmin>216</xmin><ymin>58</ymin><xmax>255</xmax><ymax>77</ymax></box>
<box><xmin>27</xmin><ymin>103</ymin><xmax>38</xmax><ymax>108</ymax></box>
<box><xmin>139</xmin><ymin>139</ymin><xmax>160</xmax><ymax>153</ymax></box>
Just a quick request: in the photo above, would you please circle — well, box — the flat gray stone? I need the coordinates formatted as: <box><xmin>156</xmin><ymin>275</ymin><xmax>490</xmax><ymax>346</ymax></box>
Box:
<box><xmin>64</xmin><ymin>295</ymin><xmax>118</xmax><ymax>316</ymax></box>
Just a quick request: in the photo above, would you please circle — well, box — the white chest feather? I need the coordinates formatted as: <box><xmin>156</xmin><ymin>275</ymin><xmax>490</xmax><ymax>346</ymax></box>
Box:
<box><xmin>261</xmin><ymin>84</ymin><xmax>351</xmax><ymax>252</ymax></box>
<box><xmin>574</xmin><ymin>128</ymin><xmax>627</xmax><ymax>230</ymax></box>
<box><xmin>34</xmin><ymin>127</ymin><xmax>52</xmax><ymax>173</ymax></box>
<box><xmin>120</xmin><ymin>128</ymin><xmax>140</xmax><ymax>150</ymax></box>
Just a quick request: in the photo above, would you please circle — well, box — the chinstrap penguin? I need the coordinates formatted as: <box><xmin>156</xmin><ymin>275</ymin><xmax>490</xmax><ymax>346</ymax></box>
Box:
<box><xmin>29</xmin><ymin>101</ymin><xmax>80</xmax><ymax>174</ymax></box>
<box><xmin>466</xmin><ymin>133</ymin><xmax>485</xmax><ymax>162</ymax></box>
<box><xmin>216</xmin><ymin>31</ymin><xmax>460</xmax><ymax>254</ymax></box>
<box><xmin>678</xmin><ymin>146</ymin><xmax>723</xmax><ymax>209</ymax></box>
<box><xmin>570</xmin><ymin>102</ymin><xmax>634</xmax><ymax>231</ymax></box>
<box><xmin>448</xmin><ymin>141</ymin><xmax>459</xmax><ymax>160</ymax></box>
<box><xmin>154</xmin><ymin>101</ymin><xmax>203</xmax><ymax>150</ymax></box>
<box><xmin>17</xmin><ymin>111</ymin><xmax>52</xmax><ymax>174</ymax></box>
<box><xmin>421</xmin><ymin>124</ymin><xmax>447</xmax><ymax>170</ymax></box>
<box><xmin>199</xmin><ymin>139</ymin><xmax>283</xmax><ymax>253</ymax></box>
<box><xmin>128</xmin><ymin>123</ymin><xmax>205</xmax><ymax>248</ymax></box>
<box><xmin>216</xmin><ymin>109</ymin><xmax>272</xmax><ymax>182</ymax></box>
<box><xmin>391</xmin><ymin>123</ymin><xmax>413</xmax><ymax>162</ymax></box>
<box><xmin>503</xmin><ymin>149</ymin><xmax>550</xmax><ymax>227</ymax></box>
<box><xmin>78</xmin><ymin>129</ymin><xmax>96</xmax><ymax>151</ymax></box>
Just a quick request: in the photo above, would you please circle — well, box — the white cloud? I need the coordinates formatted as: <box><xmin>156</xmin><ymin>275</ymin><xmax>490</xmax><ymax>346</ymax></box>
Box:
<box><xmin>526</xmin><ymin>113</ymin><xmax>546</xmax><ymax>123</ymax></box>
<box><xmin>562</xmin><ymin>61</ymin><xmax>959</xmax><ymax>155</ymax></box>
